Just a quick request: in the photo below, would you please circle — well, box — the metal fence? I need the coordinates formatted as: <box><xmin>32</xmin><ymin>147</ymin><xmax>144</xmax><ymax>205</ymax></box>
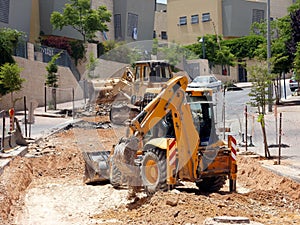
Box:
<box><xmin>34</xmin><ymin>44</ymin><xmax>81</xmax><ymax>81</ymax></box>
<box><xmin>13</xmin><ymin>41</ymin><xmax>28</xmax><ymax>58</ymax></box>
<box><xmin>13</xmin><ymin>42</ymin><xmax>81</xmax><ymax>81</ymax></box>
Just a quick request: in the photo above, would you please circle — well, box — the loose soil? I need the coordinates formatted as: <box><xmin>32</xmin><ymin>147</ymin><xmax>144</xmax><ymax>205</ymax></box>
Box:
<box><xmin>0</xmin><ymin>116</ymin><xmax>299</xmax><ymax>225</ymax></box>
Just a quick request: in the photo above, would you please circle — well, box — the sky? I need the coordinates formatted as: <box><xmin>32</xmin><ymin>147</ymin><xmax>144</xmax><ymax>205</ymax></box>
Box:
<box><xmin>157</xmin><ymin>0</ymin><xmax>167</xmax><ymax>4</ymax></box>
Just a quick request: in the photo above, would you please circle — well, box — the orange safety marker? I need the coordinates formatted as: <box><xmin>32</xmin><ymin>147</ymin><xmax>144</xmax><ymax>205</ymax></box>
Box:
<box><xmin>167</xmin><ymin>138</ymin><xmax>177</xmax><ymax>185</ymax></box>
<box><xmin>8</xmin><ymin>108</ymin><xmax>15</xmax><ymax>131</ymax></box>
<box><xmin>229</xmin><ymin>135</ymin><xmax>237</xmax><ymax>161</ymax></box>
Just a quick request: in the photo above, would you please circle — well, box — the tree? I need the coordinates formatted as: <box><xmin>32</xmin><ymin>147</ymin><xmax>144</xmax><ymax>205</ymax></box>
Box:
<box><xmin>0</xmin><ymin>63</ymin><xmax>25</xmax><ymax>107</ymax></box>
<box><xmin>293</xmin><ymin>42</ymin><xmax>300</xmax><ymax>95</ymax></box>
<box><xmin>50</xmin><ymin>0</ymin><xmax>111</xmax><ymax>42</ymax></box>
<box><xmin>0</xmin><ymin>28</ymin><xmax>25</xmax><ymax>95</ymax></box>
<box><xmin>185</xmin><ymin>34</ymin><xmax>235</xmax><ymax>70</ymax></box>
<box><xmin>69</xmin><ymin>40</ymin><xmax>85</xmax><ymax>65</ymax></box>
<box><xmin>45</xmin><ymin>52</ymin><xmax>61</xmax><ymax>109</ymax></box>
<box><xmin>86</xmin><ymin>52</ymin><xmax>99</xmax><ymax>78</ymax></box>
<box><xmin>0</xmin><ymin>28</ymin><xmax>24</xmax><ymax>66</ymax></box>
<box><xmin>247</xmin><ymin>61</ymin><xmax>274</xmax><ymax>158</ymax></box>
<box><xmin>160</xmin><ymin>42</ymin><xmax>185</xmax><ymax>71</ymax></box>
<box><xmin>101</xmin><ymin>42</ymin><xmax>142</xmax><ymax>65</ymax></box>
<box><xmin>222</xmin><ymin>35</ymin><xmax>265</xmax><ymax>59</ymax></box>
<box><xmin>286</xmin><ymin>9</ymin><xmax>300</xmax><ymax>62</ymax></box>
<box><xmin>250</xmin><ymin>17</ymin><xmax>293</xmax><ymax>104</ymax></box>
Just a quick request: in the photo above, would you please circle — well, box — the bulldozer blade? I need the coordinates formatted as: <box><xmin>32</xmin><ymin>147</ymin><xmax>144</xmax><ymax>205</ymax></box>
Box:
<box><xmin>82</xmin><ymin>150</ymin><xmax>111</xmax><ymax>184</ymax></box>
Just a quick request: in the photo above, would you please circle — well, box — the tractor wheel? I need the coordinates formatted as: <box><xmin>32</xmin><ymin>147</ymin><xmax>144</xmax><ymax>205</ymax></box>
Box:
<box><xmin>196</xmin><ymin>176</ymin><xmax>227</xmax><ymax>192</ymax></box>
<box><xmin>140</xmin><ymin>148</ymin><xmax>167</xmax><ymax>195</ymax></box>
<box><xmin>109</xmin><ymin>158</ymin><xmax>122</xmax><ymax>188</ymax></box>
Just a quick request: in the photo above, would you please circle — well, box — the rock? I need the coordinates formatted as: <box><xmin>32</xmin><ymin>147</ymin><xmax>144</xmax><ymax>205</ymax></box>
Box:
<box><xmin>166</xmin><ymin>197</ymin><xmax>178</xmax><ymax>207</ymax></box>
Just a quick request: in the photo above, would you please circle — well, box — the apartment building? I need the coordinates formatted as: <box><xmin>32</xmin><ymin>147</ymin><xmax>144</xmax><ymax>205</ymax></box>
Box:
<box><xmin>0</xmin><ymin>0</ymin><xmax>114</xmax><ymax>42</ymax></box>
<box><xmin>39</xmin><ymin>0</ymin><xmax>115</xmax><ymax>42</ymax></box>
<box><xmin>154</xmin><ymin>3</ymin><xmax>168</xmax><ymax>41</ymax></box>
<box><xmin>167</xmin><ymin>0</ymin><xmax>266</xmax><ymax>45</ymax></box>
<box><xmin>113</xmin><ymin>0</ymin><xmax>156</xmax><ymax>42</ymax></box>
<box><xmin>0</xmin><ymin>0</ymin><xmax>40</xmax><ymax>43</ymax></box>
<box><xmin>0</xmin><ymin>0</ymin><xmax>156</xmax><ymax>43</ymax></box>
<box><xmin>167</xmin><ymin>0</ymin><xmax>295</xmax><ymax>45</ymax></box>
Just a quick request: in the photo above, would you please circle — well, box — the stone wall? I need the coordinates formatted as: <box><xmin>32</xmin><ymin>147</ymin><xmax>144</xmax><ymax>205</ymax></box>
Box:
<box><xmin>0</xmin><ymin>57</ymin><xmax>83</xmax><ymax>111</ymax></box>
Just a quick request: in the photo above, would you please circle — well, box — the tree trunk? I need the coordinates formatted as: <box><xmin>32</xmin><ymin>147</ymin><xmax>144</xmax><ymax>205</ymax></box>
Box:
<box><xmin>275</xmin><ymin>76</ymin><xmax>280</xmax><ymax>105</ymax></box>
<box><xmin>51</xmin><ymin>88</ymin><xmax>57</xmax><ymax>110</ymax></box>
<box><xmin>260</xmin><ymin>117</ymin><xmax>271</xmax><ymax>158</ymax></box>
<box><xmin>11</xmin><ymin>92</ymin><xmax>14</xmax><ymax>108</ymax></box>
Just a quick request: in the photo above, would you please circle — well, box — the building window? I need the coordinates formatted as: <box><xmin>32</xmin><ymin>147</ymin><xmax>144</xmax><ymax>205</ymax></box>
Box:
<box><xmin>202</xmin><ymin>13</ymin><xmax>210</xmax><ymax>22</ymax></box>
<box><xmin>161</xmin><ymin>31</ymin><xmax>167</xmax><ymax>40</ymax></box>
<box><xmin>179</xmin><ymin>16</ymin><xmax>187</xmax><ymax>26</ymax></box>
<box><xmin>114</xmin><ymin>14</ymin><xmax>122</xmax><ymax>40</ymax></box>
<box><xmin>191</xmin><ymin>15</ymin><xmax>199</xmax><ymax>24</ymax></box>
<box><xmin>127</xmin><ymin>13</ymin><xmax>138</xmax><ymax>38</ymax></box>
<box><xmin>0</xmin><ymin>0</ymin><xmax>9</xmax><ymax>24</ymax></box>
<box><xmin>252</xmin><ymin>9</ymin><xmax>264</xmax><ymax>23</ymax></box>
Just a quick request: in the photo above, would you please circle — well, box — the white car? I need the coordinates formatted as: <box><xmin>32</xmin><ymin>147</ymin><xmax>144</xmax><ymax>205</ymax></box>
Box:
<box><xmin>188</xmin><ymin>75</ymin><xmax>223</xmax><ymax>91</ymax></box>
<box><xmin>289</xmin><ymin>76</ymin><xmax>299</xmax><ymax>92</ymax></box>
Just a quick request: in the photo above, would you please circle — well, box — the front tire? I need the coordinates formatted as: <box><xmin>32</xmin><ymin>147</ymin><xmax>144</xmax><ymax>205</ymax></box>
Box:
<box><xmin>140</xmin><ymin>148</ymin><xmax>167</xmax><ymax>195</ymax></box>
<box><xmin>196</xmin><ymin>176</ymin><xmax>227</xmax><ymax>192</ymax></box>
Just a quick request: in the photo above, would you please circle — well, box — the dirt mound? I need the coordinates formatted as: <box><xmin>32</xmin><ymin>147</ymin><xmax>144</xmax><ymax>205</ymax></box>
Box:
<box><xmin>0</xmin><ymin>157</ymin><xmax>33</xmax><ymax>222</ymax></box>
<box><xmin>237</xmin><ymin>156</ymin><xmax>300</xmax><ymax>201</ymax></box>
<box><xmin>29</xmin><ymin>131</ymin><xmax>84</xmax><ymax>180</ymax></box>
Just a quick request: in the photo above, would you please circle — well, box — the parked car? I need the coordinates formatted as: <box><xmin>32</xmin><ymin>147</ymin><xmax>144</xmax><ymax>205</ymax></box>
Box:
<box><xmin>289</xmin><ymin>76</ymin><xmax>299</xmax><ymax>92</ymax></box>
<box><xmin>187</xmin><ymin>75</ymin><xmax>223</xmax><ymax>92</ymax></box>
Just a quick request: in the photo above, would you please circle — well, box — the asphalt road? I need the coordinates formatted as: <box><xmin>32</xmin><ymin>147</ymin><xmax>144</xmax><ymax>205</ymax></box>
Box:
<box><xmin>221</xmin><ymin>81</ymin><xmax>300</xmax><ymax>169</ymax></box>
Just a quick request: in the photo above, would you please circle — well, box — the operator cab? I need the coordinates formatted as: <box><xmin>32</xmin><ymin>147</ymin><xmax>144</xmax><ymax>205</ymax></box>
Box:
<box><xmin>186</xmin><ymin>89</ymin><xmax>217</xmax><ymax>146</ymax></box>
<box><xmin>134</xmin><ymin>60</ymin><xmax>173</xmax><ymax>83</ymax></box>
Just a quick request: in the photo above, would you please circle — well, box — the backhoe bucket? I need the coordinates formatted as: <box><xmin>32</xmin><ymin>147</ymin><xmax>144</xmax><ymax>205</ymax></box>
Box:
<box><xmin>82</xmin><ymin>150</ymin><xmax>111</xmax><ymax>184</ymax></box>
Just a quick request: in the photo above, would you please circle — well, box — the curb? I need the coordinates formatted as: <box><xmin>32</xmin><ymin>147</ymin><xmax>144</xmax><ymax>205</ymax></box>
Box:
<box><xmin>261</xmin><ymin>163</ymin><xmax>300</xmax><ymax>183</ymax></box>
<box><xmin>33</xmin><ymin>118</ymin><xmax>82</xmax><ymax>143</ymax></box>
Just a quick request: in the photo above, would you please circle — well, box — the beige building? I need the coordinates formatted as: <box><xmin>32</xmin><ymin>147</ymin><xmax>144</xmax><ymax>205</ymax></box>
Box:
<box><xmin>154</xmin><ymin>3</ymin><xmax>168</xmax><ymax>41</ymax></box>
<box><xmin>271</xmin><ymin>0</ymin><xmax>296</xmax><ymax>19</ymax></box>
<box><xmin>167</xmin><ymin>0</ymin><xmax>223</xmax><ymax>45</ymax></box>
<box><xmin>167</xmin><ymin>0</ymin><xmax>295</xmax><ymax>46</ymax></box>
<box><xmin>167</xmin><ymin>0</ymin><xmax>296</xmax><ymax>82</ymax></box>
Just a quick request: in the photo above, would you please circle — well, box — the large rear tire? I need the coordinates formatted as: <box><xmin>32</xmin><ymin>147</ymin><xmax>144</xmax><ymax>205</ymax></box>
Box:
<box><xmin>196</xmin><ymin>176</ymin><xmax>227</xmax><ymax>192</ymax></box>
<box><xmin>140</xmin><ymin>148</ymin><xmax>167</xmax><ymax>195</ymax></box>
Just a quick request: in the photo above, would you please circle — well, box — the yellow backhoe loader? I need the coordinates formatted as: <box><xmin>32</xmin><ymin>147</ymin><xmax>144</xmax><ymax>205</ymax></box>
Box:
<box><xmin>83</xmin><ymin>75</ymin><xmax>237</xmax><ymax>194</ymax></box>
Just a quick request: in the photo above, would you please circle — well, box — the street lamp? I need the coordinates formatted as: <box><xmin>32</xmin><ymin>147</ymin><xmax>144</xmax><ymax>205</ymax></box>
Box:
<box><xmin>267</xmin><ymin>0</ymin><xmax>272</xmax><ymax>112</ymax></box>
<box><xmin>199</xmin><ymin>37</ymin><xmax>206</xmax><ymax>59</ymax></box>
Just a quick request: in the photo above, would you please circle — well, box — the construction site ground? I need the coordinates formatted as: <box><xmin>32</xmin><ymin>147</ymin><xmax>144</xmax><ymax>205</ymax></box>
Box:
<box><xmin>1</xmin><ymin>115</ymin><xmax>300</xmax><ymax>225</ymax></box>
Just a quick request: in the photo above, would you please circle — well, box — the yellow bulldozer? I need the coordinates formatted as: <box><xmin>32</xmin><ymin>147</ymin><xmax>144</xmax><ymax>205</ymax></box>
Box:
<box><xmin>95</xmin><ymin>60</ymin><xmax>175</xmax><ymax>104</ymax></box>
<box><xmin>83</xmin><ymin>75</ymin><xmax>237</xmax><ymax>194</ymax></box>
<box><xmin>93</xmin><ymin>60</ymin><xmax>188</xmax><ymax>124</ymax></box>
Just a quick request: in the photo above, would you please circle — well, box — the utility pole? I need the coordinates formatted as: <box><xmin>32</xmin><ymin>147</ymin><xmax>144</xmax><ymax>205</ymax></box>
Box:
<box><xmin>267</xmin><ymin>0</ymin><xmax>272</xmax><ymax>112</ymax></box>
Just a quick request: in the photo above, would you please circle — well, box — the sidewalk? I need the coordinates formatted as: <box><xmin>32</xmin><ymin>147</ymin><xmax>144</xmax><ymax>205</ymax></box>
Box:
<box><xmin>237</xmin><ymin>92</ymin><xmax>300</xmax><ymax>184</ymax></box>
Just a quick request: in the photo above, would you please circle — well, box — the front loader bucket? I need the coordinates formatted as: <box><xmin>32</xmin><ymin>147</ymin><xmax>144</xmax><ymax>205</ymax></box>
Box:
<box><xmin>82</xmin><ymin>150</ymin><xmax>111</xmax><ymax>184</ymax></box>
